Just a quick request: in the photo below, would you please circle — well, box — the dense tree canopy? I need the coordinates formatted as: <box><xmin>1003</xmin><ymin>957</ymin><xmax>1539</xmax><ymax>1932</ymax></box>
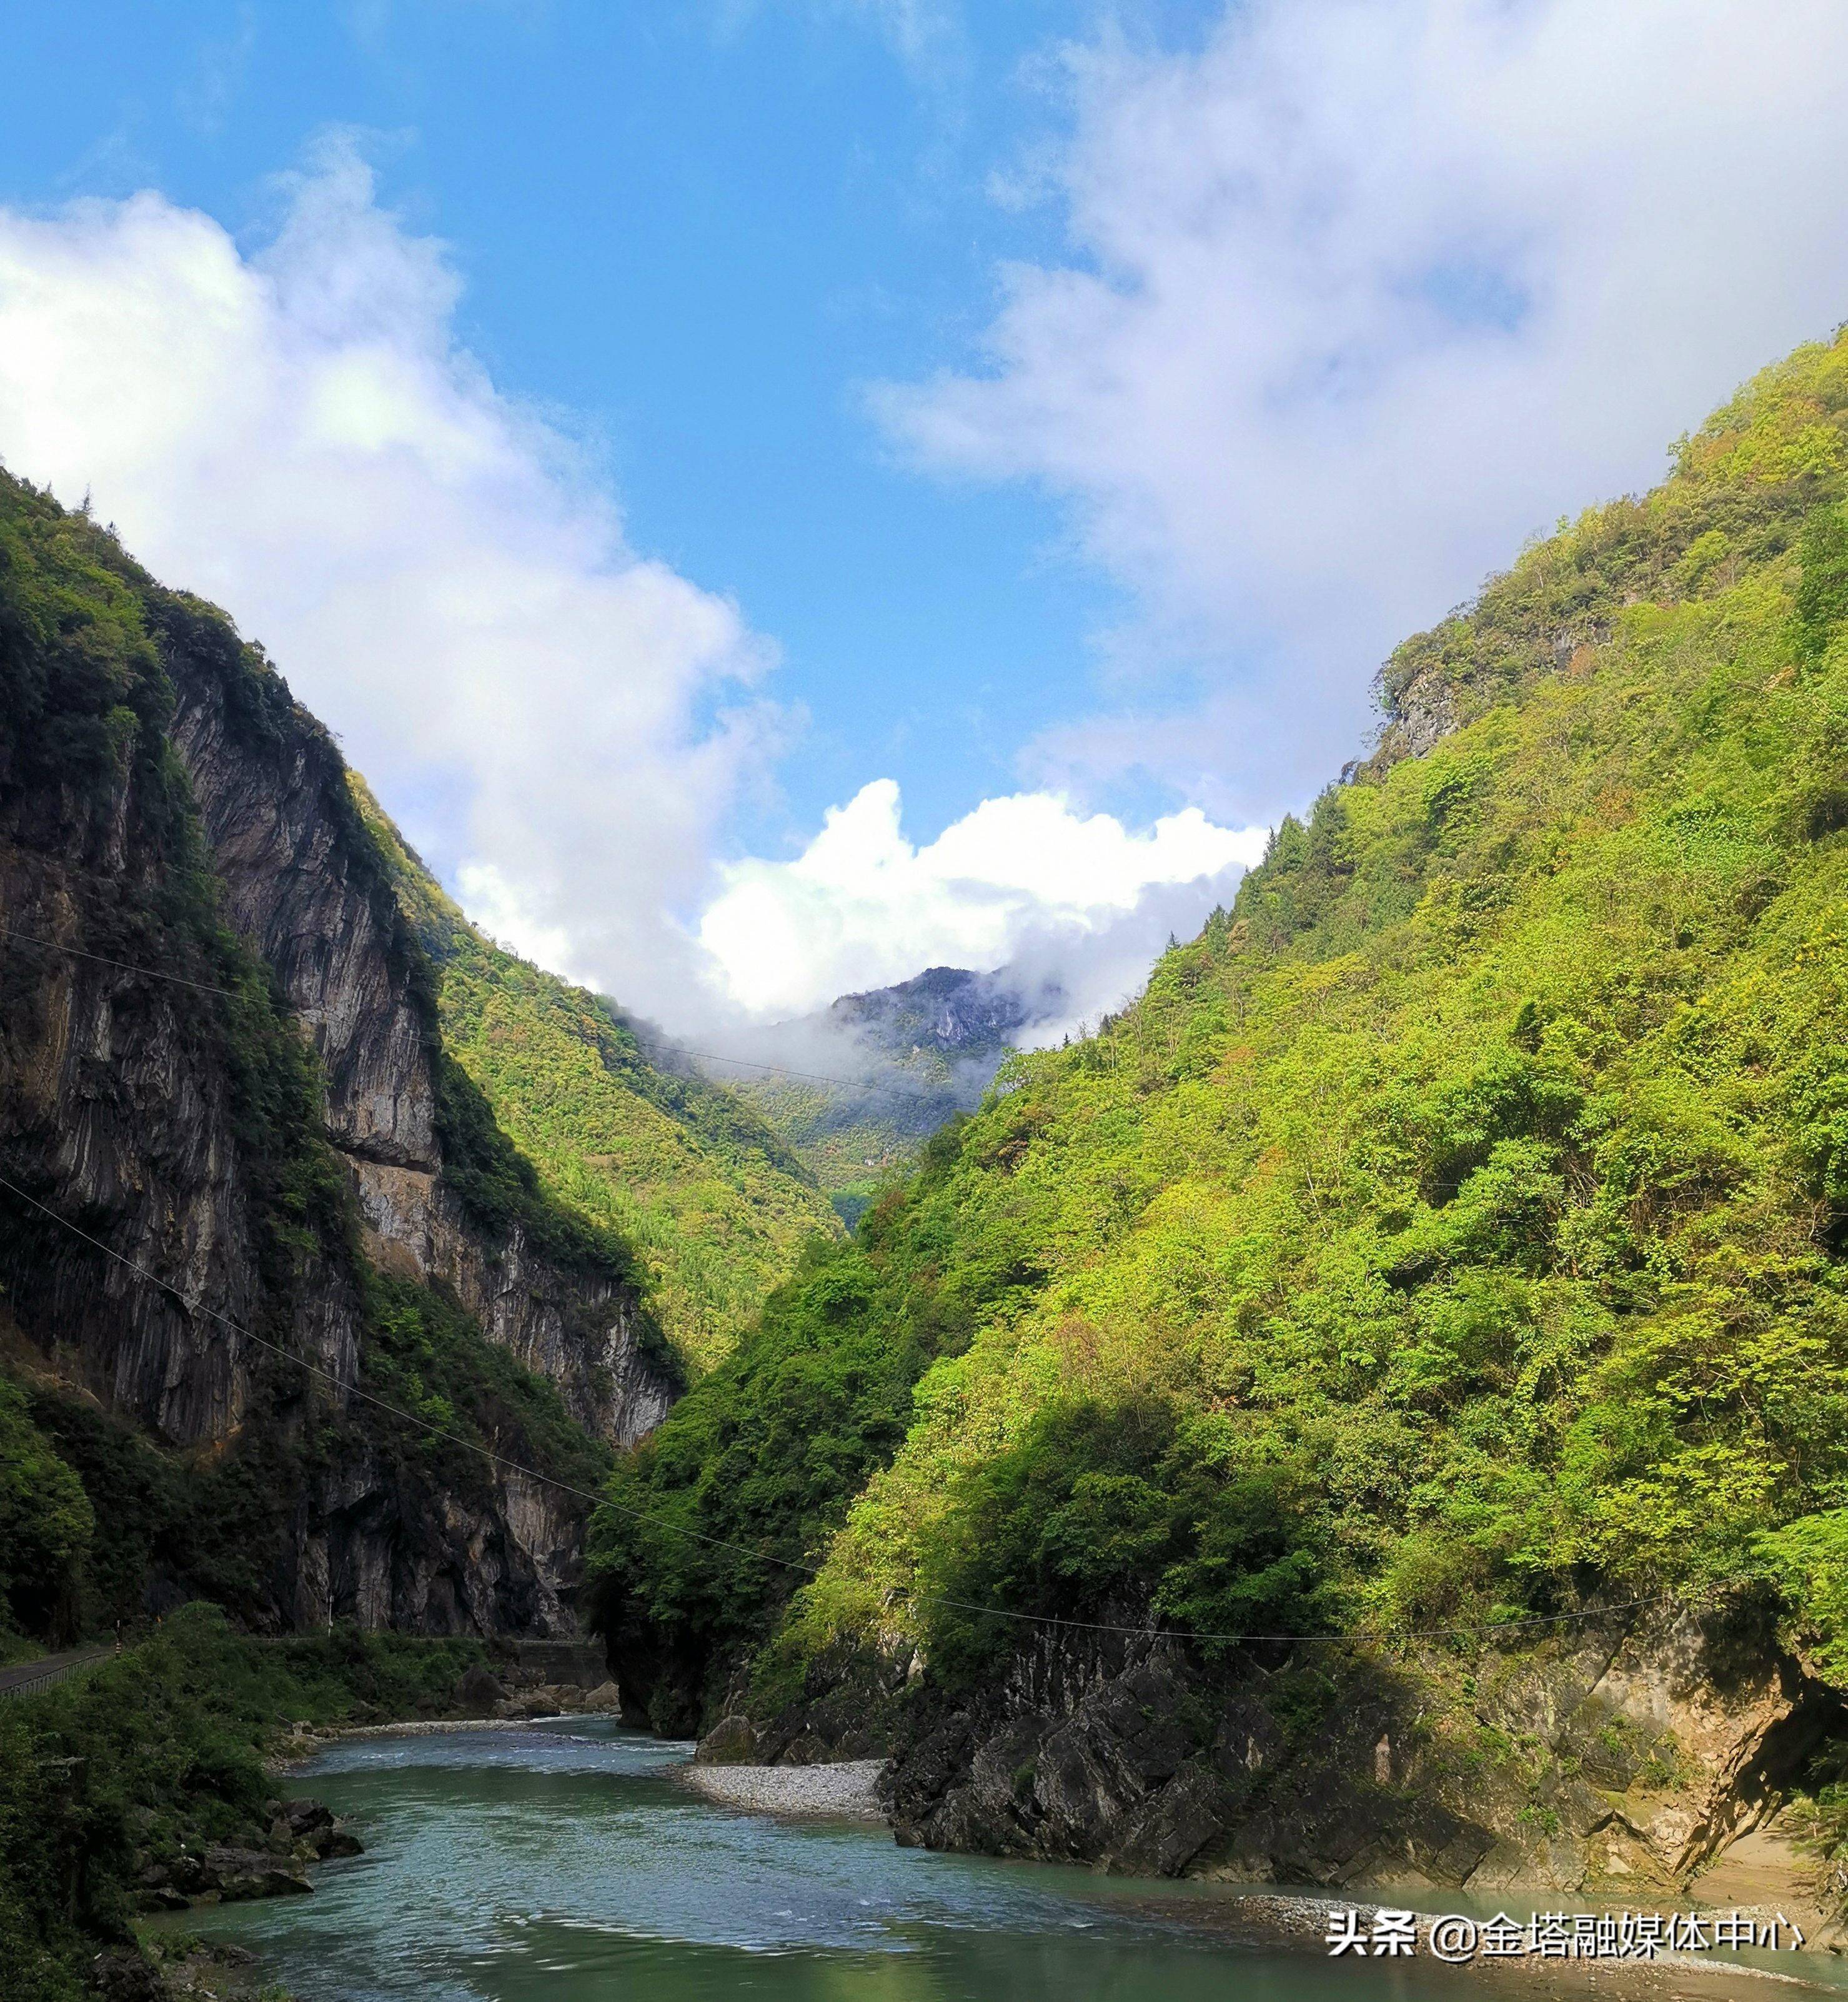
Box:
<box><xmin>590</xmin><ymin>327</ymin><xmax>1848</xmax><ymax>1735</ymax></box>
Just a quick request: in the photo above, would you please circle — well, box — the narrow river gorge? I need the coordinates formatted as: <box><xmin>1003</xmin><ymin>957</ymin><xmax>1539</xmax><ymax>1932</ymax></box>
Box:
<box><xmin>150</xmin><ymin>1723</ymin><xmax>1841</xmax><ymax>2002</ymax></box>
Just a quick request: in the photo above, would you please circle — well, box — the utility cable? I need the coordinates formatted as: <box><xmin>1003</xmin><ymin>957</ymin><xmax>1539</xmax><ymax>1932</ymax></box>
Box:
<box><xmin>1</xmin><ymin>925</ymin><xmax>963</xmax><ymax>1105</ymax></box>
<box><xmin>0</xmin><ymin>924</ymin><xmax>244</xmax><ymax>1000</ymax></box>
<box><xmin>0</xmin><ymin>1168</ymin><xmax>1707</xmax><ymax>1653</ymax></box>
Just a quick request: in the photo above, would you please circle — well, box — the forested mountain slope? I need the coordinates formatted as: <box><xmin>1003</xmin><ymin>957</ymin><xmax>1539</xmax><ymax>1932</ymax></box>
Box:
<box><xmin>590</xmin><ymin>329</ymin><xmax>1848</xmax><ymax>1898</ymax></box>
<box><xmin>354</xmin><ymin>789</ymin><xmax>842</xmax><ymax>1374</ymax></box>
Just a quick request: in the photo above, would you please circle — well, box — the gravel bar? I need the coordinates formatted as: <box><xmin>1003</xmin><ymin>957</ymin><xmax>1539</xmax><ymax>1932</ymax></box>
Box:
<box><xmin>678</xmin><ymin>1759</ymin><xmax>888</xmax><ymax>1821</ymax></box>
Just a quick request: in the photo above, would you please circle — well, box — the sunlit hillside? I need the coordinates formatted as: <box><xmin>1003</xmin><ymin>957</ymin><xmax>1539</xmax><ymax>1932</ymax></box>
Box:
<box><xmin>592</xmin><ymin>327</ymin><xmax>1848</xmax><ymax>1759</ymax></box>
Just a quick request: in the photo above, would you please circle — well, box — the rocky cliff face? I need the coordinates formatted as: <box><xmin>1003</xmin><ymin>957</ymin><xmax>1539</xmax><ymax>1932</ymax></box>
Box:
<box><xmin>1367</xmin><ymin>619</ymin><xmax>1610</xmax><ymax>774</ymax></box>
<box><xmin>0</xmin><ymin>479</ymin><xmax>672</xmax><ymax>1634</ymax></box>
<box><xmin>159</xmin><ymin>604</ymin><xmax>671</xmax><ymax>1452</ymax></box>
<box><xmin>0</xmin><ymin>857</ymin><xmax>333</xmax><ymax>1451</ymax></box>
<box><xmin>0</xmin><ymin>820</ymin><xmax>595</xmax><ymax>1633</ymax></box>
<box><xmin>866</xmin><ymin>1608</ymin><xmax>1847</xmax><ymax>1896</ymax></box>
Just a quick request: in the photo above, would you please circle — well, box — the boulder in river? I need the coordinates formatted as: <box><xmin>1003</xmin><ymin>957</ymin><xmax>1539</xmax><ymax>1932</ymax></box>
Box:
<box><xmin>199</xmin><ymin>1846</ymin><xmax>314</xmax><ymax>1900</ymax></box>
<box><xmin>271</xmin><ymin>1796</ymin><xmax>365</xmax><ymax>1861</ymax></box>
<box><xmin>697</xmin><ymin>1715</ymin><xmax>760</xmax><ymax>1765</ymax></box>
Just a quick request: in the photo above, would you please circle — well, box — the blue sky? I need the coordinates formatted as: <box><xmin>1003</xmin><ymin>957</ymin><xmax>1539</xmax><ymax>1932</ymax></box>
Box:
<box><xmin>1</xmin><ymin>1</ymin><xmax>1126</xmax><ymax>844</ymax></box>
<box><xmin>4</xmin><ymin>2</ymin><xmax>1846</xmax><ymax>1025</ymax></box>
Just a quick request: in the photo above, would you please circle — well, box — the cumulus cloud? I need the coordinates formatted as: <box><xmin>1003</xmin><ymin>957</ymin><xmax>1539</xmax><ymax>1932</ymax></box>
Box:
<box><xmin>0</xmin><ymin>136</ymin><xmax>777</xmax><ymax>1018</ymax></box>
<box><xmin>0</xmin><ymin>137</ymin><xmax>1263</xmax><ymax>1029</ymax></box>
<box><xmin>880</xmin><ymin>0</ymin><xmax>1848</xmax><ymax>818</ymax></box>
<box><xmin>698</xmin><ymin>777</ymin><xmax>1266</xmax><ymax>1017</ymax></box>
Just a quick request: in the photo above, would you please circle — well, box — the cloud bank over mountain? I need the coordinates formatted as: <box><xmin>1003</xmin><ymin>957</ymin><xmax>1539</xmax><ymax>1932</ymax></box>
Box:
<box><xmin>698</xmin><ymin>778</ymin><xmax>1266</xmax><ymax>1017</ymax></box>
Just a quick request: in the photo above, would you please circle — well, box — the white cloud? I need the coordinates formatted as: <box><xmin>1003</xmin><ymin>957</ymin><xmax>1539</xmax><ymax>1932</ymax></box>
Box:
<box><xmin>0</xmin><ymin>136</ymin><xmax>778</xmax><ymax>1019</ymax></box>
<box><xmin>880</xmin><ymin>0</ymin><xmax>1848</xmax><ymax>818</ymax></box>
<box><xmin>698</xmin><ymin>777</ymin><xmax>1266</xmax><ymax>1017</ymax></box>
<box><xmin>454</xmin><ymin>860</ymin><xmax>593</xmax><ymax>989</ymax></box>
<box><xmin>0</xmin><ymin>136</ymin><xmax>1255</xmax><ymax>1030</ymax></box>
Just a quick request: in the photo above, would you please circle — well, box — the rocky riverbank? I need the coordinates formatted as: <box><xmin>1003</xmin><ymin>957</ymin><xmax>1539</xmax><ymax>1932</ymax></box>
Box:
<box><xmin>131</xmin><ymin>1796</ymin><xmax>363</xmax><ymax>1914</ymax></box>
<box><xmin>693</xmin><ymin>1600</ymin><xmax>1848</xmax><ymax>1950</ymax></box>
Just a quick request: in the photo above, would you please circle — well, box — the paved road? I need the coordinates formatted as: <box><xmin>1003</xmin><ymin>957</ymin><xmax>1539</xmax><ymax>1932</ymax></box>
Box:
<box><xmin>0</xmin><ymin>1645</ymin><xmax>112</xmax><ymax>1700</ymax></box>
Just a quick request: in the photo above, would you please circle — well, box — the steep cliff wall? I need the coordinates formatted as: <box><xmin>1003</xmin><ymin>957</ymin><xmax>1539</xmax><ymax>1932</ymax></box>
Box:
<box><xmin>0</xmin><ymin>476</ymin><xmax>671</xmax><ymax>1634</ymax></box>
<box><xmin>156</xmin><ymin>594</ymin><xmax>672</xmax><ymax>1450</ymax></box>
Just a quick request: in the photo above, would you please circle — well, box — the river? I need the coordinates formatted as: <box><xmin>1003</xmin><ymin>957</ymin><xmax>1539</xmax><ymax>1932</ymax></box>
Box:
<box><xmin>159</xmin><ymin>1719</ymin><xmax>1811</xmax><ymax>2001</ymax></box>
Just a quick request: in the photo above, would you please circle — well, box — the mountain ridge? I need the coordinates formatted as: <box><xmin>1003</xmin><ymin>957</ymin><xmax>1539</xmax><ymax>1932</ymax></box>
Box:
<box><xmin>713</xmin><ymin>962</ymin><xmax>1066</xmax><ymax>1222</ymax></box>
<box><xmin>828</xmin><ymin>962</ymin><xmax>1060</xmax><ymax>1055</ymax></box>
<box><xmin>588</xmin><ymin>324</ymin><xmax>1848</xmax><ymax>1907</ymax></box>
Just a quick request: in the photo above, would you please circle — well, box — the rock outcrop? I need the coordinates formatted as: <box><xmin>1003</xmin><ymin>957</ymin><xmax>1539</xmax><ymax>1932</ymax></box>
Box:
<box><xmin>132</xmin><ymin>1796</ymin><xmax>364</xmax><ymax>1915</ymax></box>
<box><xmin>0</xmin><ymin>477</ymin><xmax>673</xmax><ymax>1635</ymax></box>
<box><xmin>872</xmin><ymin>1606</ymin><xmax>1847</xmax><ymax>1893</ymax></box>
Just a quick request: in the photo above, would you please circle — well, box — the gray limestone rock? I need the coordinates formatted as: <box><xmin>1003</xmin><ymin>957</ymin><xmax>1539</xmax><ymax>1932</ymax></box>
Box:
<box><xmin>0</xmin><ymin>557</ymin><xmax>676</xmax><ymax>1640</ymax></box>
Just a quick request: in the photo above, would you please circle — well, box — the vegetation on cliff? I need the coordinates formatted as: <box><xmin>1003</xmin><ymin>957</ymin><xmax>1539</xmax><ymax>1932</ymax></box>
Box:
<box><xmin>589</xmin><ymin>329</ymin><xmax>1848</xmax><ymax>1754</ymax></box>
<box><xmin>355</xmin><ymin>789</ymin><xmax>842</xmax><ymax>1374</ymax></box>
<box><xmin>586</xmin><ymin>1120</ymin><xmax>1012</xmax><ymax>1728</ymax></box>
<box><xmin>0</xmin><ymin>468</ymin><xmax>628</xmax><ymax>1640</ymax></box>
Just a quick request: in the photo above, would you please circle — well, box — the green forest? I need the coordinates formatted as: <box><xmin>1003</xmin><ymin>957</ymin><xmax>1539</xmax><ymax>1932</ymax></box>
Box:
<box><xmin>19</xmin><ymin>3</ymin><xmax>1848</xmax><ymax>1991</ymax></box>
<box><xmin>588</xmin><ymin>328</ymin><xmax>1848</xmax><ymax>1755</ymax></box>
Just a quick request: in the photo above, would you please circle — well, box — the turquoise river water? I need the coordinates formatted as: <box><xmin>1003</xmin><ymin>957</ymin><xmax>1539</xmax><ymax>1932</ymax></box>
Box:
<box><xmin>158</xmin><ymin>1719</ymin><xmax>1825</xmax><ymax>2002</ymax></box>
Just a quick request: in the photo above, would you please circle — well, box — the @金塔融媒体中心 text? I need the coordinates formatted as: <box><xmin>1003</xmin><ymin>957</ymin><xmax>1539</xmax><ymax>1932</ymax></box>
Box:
<box><xmin>1322</xmin><ymin>1906</ymin><xmax>1806</xmax><ymax>1963</ymax></box>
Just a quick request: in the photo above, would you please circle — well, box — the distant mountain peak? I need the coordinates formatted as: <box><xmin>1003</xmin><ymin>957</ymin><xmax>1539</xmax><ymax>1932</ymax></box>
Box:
<box><xmin>828</xmin><ymin>964</ymin><xmax>1065</xmax><ymax>1058</ymax></box>
<box><xmin>693</xmin><ymin>964</ymin><xmax>1066</xmax><ymax>1219</ymax></box>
